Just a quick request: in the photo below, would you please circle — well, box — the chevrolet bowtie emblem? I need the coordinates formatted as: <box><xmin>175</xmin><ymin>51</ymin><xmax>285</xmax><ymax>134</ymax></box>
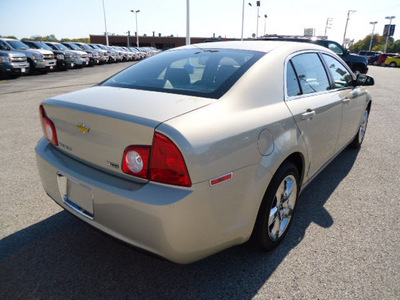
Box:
<box><xmin>76</xmin><ymin>123</ymin><xmax>90</xmax><ymax>133</ymax></box>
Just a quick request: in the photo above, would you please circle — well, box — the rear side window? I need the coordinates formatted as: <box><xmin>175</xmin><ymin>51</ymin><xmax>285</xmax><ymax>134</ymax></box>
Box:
<box><xmin>322</xmin><ymin>54</ymin><xmax>353</xmax><ymax>89</ymax></box>
<box><xmin>290</xmin><ymin>53</ymin><xmax>330</xmax><ymax>95</ymax></box>
<box><xmin>286</xmin><ymin>62</ymin><xmax>301</xmax><ymax>97</ymax></box>
<box><xmin>102</xmin><ymin>48</ymin><xmax>265</xmax><ymax>99</ymax></box>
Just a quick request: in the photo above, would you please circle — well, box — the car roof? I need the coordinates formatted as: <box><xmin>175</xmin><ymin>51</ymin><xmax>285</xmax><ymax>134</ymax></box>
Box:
<box><xmin>175</xmin><ymin>40</ymin><xmax>329</xmax><ymax>54</ymax></box>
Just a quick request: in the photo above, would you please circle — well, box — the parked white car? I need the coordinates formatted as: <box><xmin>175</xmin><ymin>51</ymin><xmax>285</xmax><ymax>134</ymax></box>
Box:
<box><xmin>36</xmin><ymin>41</ymin><xmax>373</xmax><ymax>263</ymax></box>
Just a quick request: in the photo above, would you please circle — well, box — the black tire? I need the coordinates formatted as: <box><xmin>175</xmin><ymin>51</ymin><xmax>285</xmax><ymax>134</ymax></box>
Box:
<box><xmin>349</xmin><ymin>108</ymin><xmax>370</xmax><ymax>149</ymax></box>
<box><xmin>28</xmin><ymin>59</ymin><xmax>36</xmax><ymax>75</ymax></box>
<box><xmin>8</xmin><ymin>74</ymin><xmax>21</xmax><ymax>79</ymax></box>
<box><xmin>253</xmin><ymin>161</ymin><xmax>300</xmax><ymax>251</ymax></box>
<box><xmin>390</xmin><ymin>62</ymin><xmax>397</xmax><ymax>67</ymax></box>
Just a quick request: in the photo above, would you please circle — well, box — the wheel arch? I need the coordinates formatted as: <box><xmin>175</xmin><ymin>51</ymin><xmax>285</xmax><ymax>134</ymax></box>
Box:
<box><xmin>284</xmin><ymin>152</ymin><xmax>305</xmax><ymax>187</ymax></box>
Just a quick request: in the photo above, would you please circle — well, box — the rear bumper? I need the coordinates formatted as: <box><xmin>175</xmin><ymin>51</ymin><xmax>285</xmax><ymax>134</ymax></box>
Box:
<box><xmin>35</xmin><ymin>138</ymin><xmax>260</xmax><ymax>263</ymax></box>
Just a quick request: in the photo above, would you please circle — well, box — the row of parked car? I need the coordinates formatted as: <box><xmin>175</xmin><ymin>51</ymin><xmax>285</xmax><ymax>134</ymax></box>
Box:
<box><xmin>0</xmin><ymin>37</ymin><xmax>160</xmax><ymax>79</ymax></box>
<box><xmin>358</xmin><ymin>50</ymin><xmax>400</xmax><ymax>67</ymax></box>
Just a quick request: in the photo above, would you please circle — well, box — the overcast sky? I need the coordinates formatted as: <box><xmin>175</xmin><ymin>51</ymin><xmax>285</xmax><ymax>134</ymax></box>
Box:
<box><xmin>1</xmin><ymin>0</ymin><xmax>399</xmax><ymax>44</ymax></box>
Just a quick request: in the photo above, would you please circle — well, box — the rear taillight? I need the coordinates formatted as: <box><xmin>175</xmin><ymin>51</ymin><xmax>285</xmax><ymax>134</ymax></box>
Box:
<box><xmin>122</xmin><ymin>132</ymin><xmax>192</xmax><ymax>187</ymax></box>
<box><xmin>122</xmin><ymin>146</ymin><xmax>151</xmax><ymax>179</ymax></box>
<box><xmin>150</xmin><ymin>133</ymin><xmax>192</xmax><ymax>187</ymax></box>
<box><xmin>39</xmin><ymin>105</ymin><xmax>58</xmax><ymax>146</ymax></box>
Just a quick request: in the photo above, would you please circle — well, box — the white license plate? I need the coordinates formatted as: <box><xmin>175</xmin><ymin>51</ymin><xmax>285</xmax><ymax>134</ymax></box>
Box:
<box><xmin>71</xmin><ymin>63</ymin><xmax>74</xmax><ymax>67</ymax></box>
<box><xmin>57</xmin><ymin>174</ymin><xmax>94</xmax><ymax>219</ymax></box>
<box><xmin>21</xmin><ymin>68</ymin><xmax>26</xmax><ymax>72</ymax></box>
<box><xmin>50</xmin><ymin>66</ymin><xmax>54</xmax><ymax>70</ymax></box>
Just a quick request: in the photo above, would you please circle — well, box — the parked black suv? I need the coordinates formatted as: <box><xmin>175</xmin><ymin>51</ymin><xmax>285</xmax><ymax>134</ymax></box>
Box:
<box><xmin>261</xmin><ymin>36</ymin><xmax>369</xmax><ymax>74</ymax></box>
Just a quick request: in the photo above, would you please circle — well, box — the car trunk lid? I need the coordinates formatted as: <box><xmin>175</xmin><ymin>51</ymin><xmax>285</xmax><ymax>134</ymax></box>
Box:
<box><xmin>42</xmin><ymin>86</ymin><xmax>213</xmax><ymax>181</ymax></box>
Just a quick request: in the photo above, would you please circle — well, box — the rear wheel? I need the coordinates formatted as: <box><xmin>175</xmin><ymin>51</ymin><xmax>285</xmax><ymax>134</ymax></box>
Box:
<box><xmin>349</xmin><ymin>108</ymin><xmax>369</xmax><ymax>148</ymax></box>
<box><xmin>254</xmin><ymin>162</ymin><xmax>300</xmax><ymax>251</ymax></box>
<box><xmin>390</xmin><ymin>62</ymin><xmax>397</xmax><ymax>67</ymax></box>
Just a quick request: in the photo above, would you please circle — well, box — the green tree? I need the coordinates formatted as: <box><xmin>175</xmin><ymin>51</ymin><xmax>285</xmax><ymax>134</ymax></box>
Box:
<box><xmin>60</xmin><ymin>37</ymin><xmax>89</xmax><ymax>43</ymax></box>
<box><xmin>43</xmin><ymin>34</ymin><xmax>58</xmax><ymax>42</ymax></box>
<box><xmin>31</xmin><ymin>35</ymin><xmax>45</xmax><ymax>41</ymax></box>
<box><xmin>350</xmin><ymin>34</ymin><xmax>397</xmax><ymax>53</ymax></box>
<box><xmin>2</xmin><ymin>35</ymin><xmax>18</xmax><ymax>40</ymax></box>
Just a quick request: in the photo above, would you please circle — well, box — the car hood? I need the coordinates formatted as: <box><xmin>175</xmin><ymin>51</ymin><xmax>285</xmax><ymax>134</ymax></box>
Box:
<box><xmin>6</xmin><ymin>51</ymin><xmax>26</xmax><ymax>59</ymax></box>
<box><xmin>49</xmin><ymin>85</ymin><xmax>215</xmax><ymax>124</ymax></box>
<box><xmin>32</xmin><ymin>49</ymin><xmax>54</xmax><ymax>55</ymax></box>
<box><xmin>69</xmin><ymin>50</ymin><xmax>87</xmax><ymax>56</ymax></box>
<box><xmin>347</xmin><ymin>53</ymin><xmax>368</xmax><ymax>63</ymax></box>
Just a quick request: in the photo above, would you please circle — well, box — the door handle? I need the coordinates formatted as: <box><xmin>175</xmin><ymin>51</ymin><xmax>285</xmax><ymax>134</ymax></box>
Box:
<box><xmin>301</xmin><ymin>110</ymin><xmax>316</xmax><ymax>120</ymax></box>
<box><xmin>342</xmin><ymin>98</ymin><xmax>350</xmax><ymax>105</ymax></box>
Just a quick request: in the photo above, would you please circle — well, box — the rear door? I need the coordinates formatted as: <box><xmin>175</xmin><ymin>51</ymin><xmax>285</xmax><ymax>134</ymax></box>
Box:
<box><xmin>284</xmin><ymin>52</ymin><xmax>342</xmax><ymax>179</ymax></box>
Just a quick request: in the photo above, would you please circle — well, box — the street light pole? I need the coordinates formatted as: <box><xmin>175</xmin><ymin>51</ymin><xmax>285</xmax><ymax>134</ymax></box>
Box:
<box><xmin>186</xmin><ymin>0</ymin><xmax>190</xmax><ymax>45</ymax></box>
<box><xmin>384</xmin><ymin>16</ymin><xmax>395</xmax><ymax>53</ymax></box>
<box><xmin>264</xmin><ymin>14</ymin><xmax>267</xmax><ymax>36</ymax></box>
<box><xmin>130</xmin><ymin>10</ymin><xmax>140</xmax><ymax>48</ymax></box>
<box><xmin>325</xmin><ymin>17</ymin><xmax>333</xmax><ymax>37</ymax></box>
<box><xmin>256</xmin><ymin>1</ymin><xmax>260</xmax><ymax>38</ymax></box>
<box><xmin>342</xmin><ymin>10</ymin><xmax>356</xmax><ymax>47</ymax></box>
<box><xmin>369</xmin><ymin>21</ymin><xmax>378</xmax><ymax>51</ymax></box>
<box><xmin>241</xmin><ymin>0</ymin><xmax>245</xmax><ymax>41</ymax></box>
<box><xmin>102</xmin><ymin>0</ymin><xmax>109</xmax><ymax>46</ymax></box>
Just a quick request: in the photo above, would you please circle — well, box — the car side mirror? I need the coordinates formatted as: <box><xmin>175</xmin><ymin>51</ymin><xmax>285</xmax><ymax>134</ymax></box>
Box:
<box><xmin>356</xmin><ymin>74</ymin><xmax>374</xmax><ymax>86</ymax></box>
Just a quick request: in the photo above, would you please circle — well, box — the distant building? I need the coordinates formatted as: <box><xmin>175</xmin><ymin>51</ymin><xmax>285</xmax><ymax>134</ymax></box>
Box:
<box><xmin>89</xmin><ymin>34</ymin><xmax>238</xmax><ymax>50</ymax></box>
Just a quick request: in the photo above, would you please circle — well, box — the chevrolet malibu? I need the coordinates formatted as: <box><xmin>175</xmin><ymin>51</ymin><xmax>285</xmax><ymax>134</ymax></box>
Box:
<box><xmin>36</xmin><ymin>41</ymin><xmax>373</xmax><ymax>263</ymax></box>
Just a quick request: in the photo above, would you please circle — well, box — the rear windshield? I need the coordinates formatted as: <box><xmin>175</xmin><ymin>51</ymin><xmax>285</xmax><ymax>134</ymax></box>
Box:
<box><xmin>101</xmin><ymin>48</ymin><xmax>264</xmax><ymax>99</ymax></box>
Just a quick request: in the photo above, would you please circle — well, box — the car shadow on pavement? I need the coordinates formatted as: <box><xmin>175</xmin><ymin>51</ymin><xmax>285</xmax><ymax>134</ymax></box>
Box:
<box><xmin>0</xmin><ymin>148</ymin><xmax>360</xmax><ymax>300</ymax></box>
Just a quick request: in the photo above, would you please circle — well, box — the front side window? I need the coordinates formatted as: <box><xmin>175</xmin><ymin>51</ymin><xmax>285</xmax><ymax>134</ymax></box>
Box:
<box><xmin>290</xmin><ymin>53</ymin><xmax>330</xmax><ymax>95</ymax></box>
<box><xmin>102</xmin><ymin>48</ymin><xmax>264</xmax><ymax>99</ymax></box>
<box><xmin>0</xmin><ymin>41</ymin><xmax>10</xmax><ymax>50</ymax></box>
<box><xmin>322</xmin><ymin>54</ymin><xmax>353</xmax><ymax>89</ymax></box>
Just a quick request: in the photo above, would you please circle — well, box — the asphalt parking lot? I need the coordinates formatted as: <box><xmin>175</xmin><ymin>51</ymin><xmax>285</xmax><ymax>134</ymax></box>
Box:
<box><xmin>0</xmin><ymin>64</ymin><xmax>399</xmax><ymax>299</ymax></box>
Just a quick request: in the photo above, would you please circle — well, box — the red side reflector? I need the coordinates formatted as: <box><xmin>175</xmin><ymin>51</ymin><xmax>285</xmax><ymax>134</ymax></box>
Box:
<box><xmin>210</xmin><ymin>172</ymin><xmax>233</xmax><ymax>186</ymax></box>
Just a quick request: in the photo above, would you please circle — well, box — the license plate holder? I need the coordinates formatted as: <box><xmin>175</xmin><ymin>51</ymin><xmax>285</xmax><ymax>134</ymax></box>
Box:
<box><xmin>57</xmin><ymin>173</ymin><xmax>94</xmax><ymax>219</ymax></box>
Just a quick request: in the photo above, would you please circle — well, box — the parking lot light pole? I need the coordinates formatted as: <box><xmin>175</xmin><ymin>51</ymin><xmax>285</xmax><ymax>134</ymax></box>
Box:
<box><xmin>324</xmin><ymin>17</ymin><xmax>333</xmax><ymax>37</ymax></box>
<box><xmin>256</xmin><ymin>1</ymin><xmax>260</xmax><ymax>38</ymax></box>
<box><xmin>248</xmin><ymin>2</ymin><xmax>261</xmax><ymax>38</ymax></box>
<box><xmin>241</xmin><ymin>0</ymin><xmax>245</xmax><ymax>41</ymax></box>
<box><xmin>369</xmin><ymin>21</ymin><xmax>378</xmax><ymax>51</ymax></box>
<box><xmin>342</xmin><ymin>10</ymin><xmax>356</xmax><ymax>47</ymax></box>
<box><xmin>264</xmin><ymin>14</ymin><xmax>267</xmax><ymax>36</ymax></box>
<box><xmin>186</xmin><ymin>0</ymin><xmax>190</xmax><ymax>45</ymax></box>
<box><xmin>384</xmin><ymin>16</ymin><xmax>395</xmax><ymax>53</ymax></box>
<box><xmin>102</xmin><ymin>0</ymin><xmax>109</xmax><ymax>46</ymax></box>
<box><xmin>130</xmin><ymin>10</ymin><xmax>140</xmax><ymax>47</ymax></box>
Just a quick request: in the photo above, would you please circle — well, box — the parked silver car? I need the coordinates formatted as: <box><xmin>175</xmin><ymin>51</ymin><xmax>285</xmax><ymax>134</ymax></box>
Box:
<box><xmin>36</xmin><ymin>41</ymin><xmax>373</xmax><ymax>263</ymax></box>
